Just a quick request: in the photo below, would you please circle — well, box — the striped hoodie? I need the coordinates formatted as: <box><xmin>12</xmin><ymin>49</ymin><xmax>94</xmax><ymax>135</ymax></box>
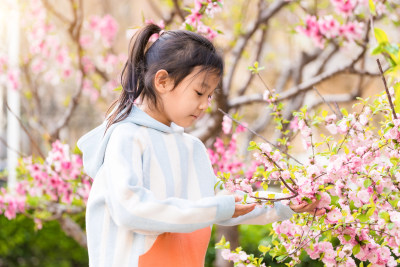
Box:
<box><xmin>77</xmin><ymin>106</ymin><xmax>295</xmax><ymax>267</ymax></box>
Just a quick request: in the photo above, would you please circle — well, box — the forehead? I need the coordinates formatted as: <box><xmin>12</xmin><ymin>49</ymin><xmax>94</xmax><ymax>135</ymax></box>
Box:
<box><xmin>188</xmin><ymin>68</ymin><xmax>221</xmax><ymax>89</ymax></box>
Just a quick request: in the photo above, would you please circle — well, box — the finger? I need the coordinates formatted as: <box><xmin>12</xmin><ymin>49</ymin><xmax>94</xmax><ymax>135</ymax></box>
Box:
<box><xmin>234</xmin><ymin>195</ymin><xmax>243</xmax><ymax>202</ymax></box>
<box><xmin>235</xmin><ymin>204</ymin><xmax>256</xmax><ymax>216</ymax></box>
<box><xmin>291</xmin><ymin>202</ymin><xmax>307</xmax><ymax>210</ymax></box>
<box><xmin>315</xmin><ymin>209</ymin><xmax>326</xmax><ymax>216</ymax></box>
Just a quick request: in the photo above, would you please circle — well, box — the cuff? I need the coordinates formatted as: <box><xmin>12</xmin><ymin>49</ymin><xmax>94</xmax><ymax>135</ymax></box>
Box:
<box><xmin>215</xmin><ymin>195</ymin><xmax>236</xmax><ymax>221</ymax></box>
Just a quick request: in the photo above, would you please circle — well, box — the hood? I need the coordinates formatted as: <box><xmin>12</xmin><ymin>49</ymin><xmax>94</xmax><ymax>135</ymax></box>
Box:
<box><xmin>77</xmin><ymin>106</ymin><xmax>184</xmax><ymax>178</ymax></box>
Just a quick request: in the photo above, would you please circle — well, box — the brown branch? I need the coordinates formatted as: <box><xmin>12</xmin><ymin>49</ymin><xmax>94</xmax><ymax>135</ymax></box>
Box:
<box><xmin>237</xmin><ymin>26</ymin><xmax>268</xmax><ymax>96</ymax></box>
<box><xmin>5</xmin><ymin>102</ymin><xmax>45</xmax><ymax>158</ymax></box>
<box><xmin>172</xmin><ymin>0</ymin><xmax>186</xmax><ymax>22</ymax></box>
<box><xmin>59</xmin><ymin>216</ymin><xmax>87</xmax><ymax>248</ymax></box>
<box><xmin>223</xmin><ymin>0</ymin><xmax>289</xmax><ymax>95</ymax></box>
<box><xmin>307</xmin><ymin>91</ymin><xmax>359</xmax><ymax>111</ymax></box>
<box><xmin>228</xmin><ymin>61</ymin><xmax>372</xmax><ymax>108</ymax></box>
<box><xmin>377</xmin><ymin>59</ymin><xmax>397</xmax><ymax>119</ymax></box>
<box><xmin>250</xmin><ymin>193</ymin><xmax>298</xmax><ymax>203</ymax></box>
<box><xmin>50</xmin><ymin>0</ymin><xmax>85</xmax><ymax>140</ymax></box>
<box><xmin>0</xmin><ymin>136</ymin><xmax>26</xmax><ymax>157</ymax></box>
<box><xmin>312</xmin><ymin>87</ymin><xmax>339</xmax><ymax>116</ymax></box>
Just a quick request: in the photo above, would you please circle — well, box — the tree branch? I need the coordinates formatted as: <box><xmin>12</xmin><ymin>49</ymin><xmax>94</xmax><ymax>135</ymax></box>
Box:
<box><xmin>50</xmin><ymin>0</ymin><xmax>85</xmax><ymax>140</ymax></box>
<box><xmin>223</xmin><ymin>0</ymin><xmax>289</xmax><ymax>95</ymax></box>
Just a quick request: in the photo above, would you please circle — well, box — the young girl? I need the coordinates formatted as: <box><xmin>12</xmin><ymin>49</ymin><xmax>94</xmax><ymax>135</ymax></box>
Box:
<box><xmin>77</xmin><ymin>24</ymin><xmax>320</xmax><ymax>267</ymax></box>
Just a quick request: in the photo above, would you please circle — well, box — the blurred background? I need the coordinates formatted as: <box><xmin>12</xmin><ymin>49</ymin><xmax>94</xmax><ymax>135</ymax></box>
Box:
<box><xmin>0</xmin><ymin>0</ymin><xmax>399</xmax><ymax>266</ymax></box>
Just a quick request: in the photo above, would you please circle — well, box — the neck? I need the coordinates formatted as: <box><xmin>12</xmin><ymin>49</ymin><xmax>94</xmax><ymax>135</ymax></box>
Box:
<box><xmin>137</xmin><ymin>98</ymin><xmax>171</xmax><ymax>126</ymax></box>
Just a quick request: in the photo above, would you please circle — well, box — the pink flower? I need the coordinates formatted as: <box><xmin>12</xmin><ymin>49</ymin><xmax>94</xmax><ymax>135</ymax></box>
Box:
<box><xmin>317</xmin><ymin>192</ymin><xmax>331</xmax><ymax>209</ymax></box>
<box><xmin>326</xmin><ymin>123</ymin><xmax>338</xmax><ymax>134</ymax></box>
<box><xmin>222</xmin><ymin>115</ymin><xmax>232</xmax><ymax>134</ymax></box>
<box><xmin>318</xmin><ymin>15</ymin><xmax>340</xmax><ymax>38</ymax></box>
<box><xmin>339</xmin><ymin>21</ymin><xmax>364</xmax><ymax>42</ymax></box>
<box><xmin>326</xmin><ymin>208</ymin><xmax>341</xmax><ymax>223</ymax></box>
<box><xmin>357</xmin><ymin>189</ymin><xmax>370</xmax><ymax>204</ymax></box>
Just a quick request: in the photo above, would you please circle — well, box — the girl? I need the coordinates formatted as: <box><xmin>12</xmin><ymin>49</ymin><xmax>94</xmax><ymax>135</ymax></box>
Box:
<box><xmin>77</xmin><ymin>24</ymin><xmax>320</xmax><ymax>267</ymax></box>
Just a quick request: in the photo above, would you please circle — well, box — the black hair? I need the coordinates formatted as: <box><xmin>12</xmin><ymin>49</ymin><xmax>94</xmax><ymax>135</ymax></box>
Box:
<box><xmin>105</xmin><ymin>23</ymin><xmax>224</xmax><ymax>132</ymax></box>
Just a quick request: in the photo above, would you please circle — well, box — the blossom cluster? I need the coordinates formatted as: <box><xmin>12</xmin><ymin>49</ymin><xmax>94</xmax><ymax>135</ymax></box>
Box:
<box><xmin>14</xmin><ymin>0</ymin><xmax>126</xmax><ymax>103</ymax></box>
<box><xmin>271</xmin><ymin>93</ymin><xmax>400</xmax><ymax>266</ymax></box>
<box><xmin>216</xmin><ymin>86</ymin><xmax>400</xmax><ymax>266</ymax></box>
<box><xmin>0</xmin><ymin>141</ymin><xmax>91</xmax><ymax>225</ymax></box>
<box><xmin>184</xmin><ymin>0</ymin><xmax>223</xmax><ymax>40</ymax></box>
<box><xmin>296</xmin><ymin>14</ymin><xmax>364</xmax><ymax>48</ymax></box>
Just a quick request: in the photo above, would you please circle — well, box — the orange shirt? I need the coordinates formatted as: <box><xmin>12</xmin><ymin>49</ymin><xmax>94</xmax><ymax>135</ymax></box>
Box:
<box><xmin>139</xmin><ymin>227</ymin><xmax>212</xmax><ymax>267</ymax></box>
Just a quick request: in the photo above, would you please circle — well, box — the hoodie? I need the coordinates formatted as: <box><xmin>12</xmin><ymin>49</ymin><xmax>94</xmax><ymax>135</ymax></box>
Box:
<box><xmin>77</xmin><ymin>106</ymin><xmax>295</xmax><ymax>267</ymax></box>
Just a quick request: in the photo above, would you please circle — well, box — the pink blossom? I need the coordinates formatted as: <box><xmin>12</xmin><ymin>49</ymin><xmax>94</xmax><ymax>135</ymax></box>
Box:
<box><xmin>326</xmin><ymin>123</ymin><xmax>338</xmax><ymax>135</ymax></box>
<box><xmin>317</xmin><ymin>192</ymin><xmax>331</xmax><ymax>209</ymax></box>
<box><xmin>357</xmin><ymin>189</ymin><xmax>370</xmax><ymax>204</ymax></box>
<box><xmin>326</xmin><ymin>208</ymin><xmax>342</xmax><ymax>223</ymax></box>
<box><xmin>222</xmin><ymin>115</ymin><xmax>232</xmax><ymax>134</ymax></box>
<box><xmin>318</xmin><ymin>15</ymin><xmax>340</xmax><ymax>38</ymax></box>
<box><xmin>331</xmin><ymin>0</ymin><xmax>357</xmax><ymax>15</ymax></box>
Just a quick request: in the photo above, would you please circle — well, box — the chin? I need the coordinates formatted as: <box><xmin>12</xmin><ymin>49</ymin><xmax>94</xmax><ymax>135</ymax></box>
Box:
<box><xmin>174</xmin><ymin>120</ymin><xmax>194</xmax><ymax>128</ymax></box>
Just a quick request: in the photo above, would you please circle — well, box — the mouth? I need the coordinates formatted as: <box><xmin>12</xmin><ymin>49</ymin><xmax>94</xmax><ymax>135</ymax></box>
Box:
<box><xmin>191</xmin><ymin>114</ymin><xmax>200</xmax><ymax>119</ymax></box>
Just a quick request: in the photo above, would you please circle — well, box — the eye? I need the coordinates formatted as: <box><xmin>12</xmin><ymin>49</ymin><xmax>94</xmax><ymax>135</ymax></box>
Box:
<box><xmin>196</xmin><ymin>91</ymin><xmax>203</xmax><ymax>96</ymax></box>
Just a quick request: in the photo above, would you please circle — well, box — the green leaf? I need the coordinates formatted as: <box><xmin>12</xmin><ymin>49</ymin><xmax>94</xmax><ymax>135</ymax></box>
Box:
<box><xmin>374</xmin><ymin>28</ymin><xmax>389</xmax><ymax>44</ymax></box>
<box><xmin>388</xmin><ymin>222</ymin><xmax>395</xmax><ymax>230</ymax></box>
<box><xmin>371</xmin><ymin>44</ymin><xmax>383</xmax><ymax>55</ymax></box>
<box><xmin>340</xmin><ymin>108</ymin><xmax>348</xmax><ymax>117</ymax></box>
<box><xmin>394</xmin><ymin>82</ymin><xmax>400</xmax><ymax>114</ymax></box>
<box><xmin>344</xmin><ymin>234</ymin><xmax>351</xmax><ymax>241</ymax></box>
<box><xmin>364</xmin><ymin>179</ymin><xmax>372</xmax><ymax>188</ymax></box>
<box><xmin>366</xmin><ymin>207</ymin><xmax>375</xmax><ymax>217</ymax></box>
<box><xmin>276</xmin><ymin>255</ymin><xmax>286</xmax><ymax>262</ymax></box>
<box><xmin>353</xmin><ymin>244</ymin><xmax>361</xmax><ymax>255</ymax></box>
<box><xmin>258</xmin><ymin>245</ymin><xmax>270</xmax><ymax>254</ymax></box>
<box><xmin>378</xmin><ymin>211</ymin><xmax>390</xmax><ymax>223</ymax></box>
<box><xmin>369</xmin><ymin>0</ymin><xmax>376</xmax><ymax>15</ymax></box>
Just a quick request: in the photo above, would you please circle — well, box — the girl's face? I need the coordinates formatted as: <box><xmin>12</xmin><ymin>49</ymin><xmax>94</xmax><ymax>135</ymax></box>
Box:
<box><xmin>154</xmin><ymin>66</ymin><xmax>220</xmax><ymax>128</ymax></box>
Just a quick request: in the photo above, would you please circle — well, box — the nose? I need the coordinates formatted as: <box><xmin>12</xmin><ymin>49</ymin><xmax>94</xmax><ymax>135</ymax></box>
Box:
<box><xmin>199</xmin><ymin>97</ymin><xmax>209</xmax><ymax>110</ymax></box>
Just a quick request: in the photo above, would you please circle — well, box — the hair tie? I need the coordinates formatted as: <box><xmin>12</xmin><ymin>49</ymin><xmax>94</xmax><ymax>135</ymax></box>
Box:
<box><xmin>159</xmin><ymin>30</ymin><xmax>166</xmax><ymax>37</ymax></box>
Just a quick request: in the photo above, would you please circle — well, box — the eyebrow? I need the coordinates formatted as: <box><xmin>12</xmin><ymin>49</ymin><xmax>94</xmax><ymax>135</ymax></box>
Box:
<box><xmin>200</xmin><ymin>82</ymin><xmax>211</xmax><ymax>89</ymax></box>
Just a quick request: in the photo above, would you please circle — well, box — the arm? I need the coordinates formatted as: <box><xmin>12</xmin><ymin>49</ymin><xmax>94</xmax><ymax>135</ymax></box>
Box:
<box><xmin>215</xmin><ymin>191</ymin><xmax>295</xmax><ymax>226</ymax></box>
<box><xmin>217</xmin><ymin>201</ymin><xmax>295</xmax><ymax>226</ymax></box>
<box><xmin>103</xmin><ymin>125</ymin><xmax>236</xmax><ymax>234</ymax></box>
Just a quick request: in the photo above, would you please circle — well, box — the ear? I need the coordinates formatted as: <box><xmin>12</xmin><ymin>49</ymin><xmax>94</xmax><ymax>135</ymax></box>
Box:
<box><xmin>154</xmin><ymin>69</ymin><xmax>172</xmax><ymax>94</ymax></box>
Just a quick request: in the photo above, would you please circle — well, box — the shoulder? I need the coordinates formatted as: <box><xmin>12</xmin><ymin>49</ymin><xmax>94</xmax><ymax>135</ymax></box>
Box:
<box><xmin>109</xmin><ymin>122</ymin><xmax>149</xmax><ymax>150</ymax></box>
<box><xmin>182</xmin><ymin>133</ymin><xmax>207</xmax><ymax>151</ymax></box>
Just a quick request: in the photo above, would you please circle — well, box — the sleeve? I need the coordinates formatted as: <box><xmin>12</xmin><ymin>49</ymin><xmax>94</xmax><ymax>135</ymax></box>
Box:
<box><xmin>103</xmin><ymin>125</ymin><xmax>236</xmax><ymax>234</ymax></box>
<box><xmin>215</xmin><ymin>191</ymin><xmax>295</xmax><ymax>226</ymax></box>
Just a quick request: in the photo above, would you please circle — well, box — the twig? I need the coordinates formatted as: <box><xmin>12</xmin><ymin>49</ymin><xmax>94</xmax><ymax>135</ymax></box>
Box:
<box><xmin>377</xmin><ymin>59</ymin><xmax>397</xmax><ymax>119</ymax></box>
<box><xmin>0</xmin><ymin>136</ymin><xmax>26</xmax><ymax>157</ymax></box>
<box><xmin>333</xmin><ymin>102</ymin><xmax>343</xmax><ymax>119</ymax></box>
<box><xmin>312</xmin><ymin>87</ymin><xmax>338</xmax><ymax>117</ymax></box>
<box><xmin>218</xmin><ymin>108</ymin><xmax>303</xmax><ymax>165</ymax></box>
<box><xmin>237</xmin><ymin>27</ymin><xmax>268</xmax><ymax>96</ymax></box>
<box><xmin>250</xmin><ymin>193</ymin><xmax>298</xmax><ymax>203</ymax></box>
<box><xmin>223</xmin><ymin>0</ymin><xmax>289</xmax><ymax>95</ymax></box>
<box><xmin>337</xmin><ymin>106</ymin><xmax>365</xmax><ymax>154</ymax></box>
<box><xmin>5</xmin><ymin>102</ymin><xmax>45</xmax><ymax>158</ymax></box>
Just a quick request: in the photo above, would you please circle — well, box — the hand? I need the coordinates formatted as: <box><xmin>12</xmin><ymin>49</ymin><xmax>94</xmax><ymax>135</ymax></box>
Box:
<box><xmin>232</xmin><ymin>195</ymin><xmax>256</xmax><ymax>218</ymax></box>
<box><xmin>290</xmin><ymin>199</ymin><xmax>325</xmax><ymax>216</ymax></box>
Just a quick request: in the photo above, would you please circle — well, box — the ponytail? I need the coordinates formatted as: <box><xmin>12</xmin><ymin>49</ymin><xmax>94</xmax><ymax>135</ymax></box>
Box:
<box><xmin>105</xmin><ymin>24</ymin><xmax>162</xmax><ymax>133</ymax></box>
